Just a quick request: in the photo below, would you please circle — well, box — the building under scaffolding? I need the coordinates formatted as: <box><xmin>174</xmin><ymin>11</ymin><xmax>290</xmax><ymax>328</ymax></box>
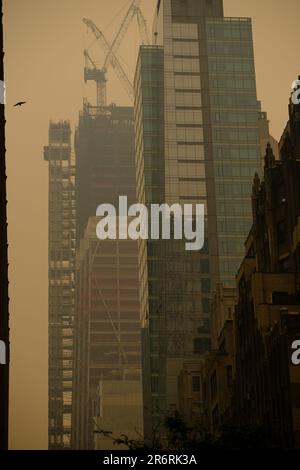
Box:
<box><xmin>44</xmin><ymin>121</ymin><xmax>76</xmax><ymax>449</ymax></box>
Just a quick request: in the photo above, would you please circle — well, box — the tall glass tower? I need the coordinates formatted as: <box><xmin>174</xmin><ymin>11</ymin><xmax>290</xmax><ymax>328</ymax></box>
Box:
<box><xmin>134</xmin><ymin>0</ymin><xmax>271</xmax><ymax>440</ymax></box>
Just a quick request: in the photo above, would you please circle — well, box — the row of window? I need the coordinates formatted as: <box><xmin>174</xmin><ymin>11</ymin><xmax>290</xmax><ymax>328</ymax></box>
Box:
<box><xmin>174</xmin><ymin>74</ymin><xmax>201</xmax><ymax>90</ymax></box>
<box><xmin>172</xmin><ymin>41</ymin><xmax>199</xmax><ymax>57</ymax></box>
<box><xmin>213</xmin><ymin>128</ymin><xmax>259</xmax><ymax>144</ymax></box>
<box><xmin>172</xmin><ymin>23</ymin><xmax>198</xmax><ymax>40</ymax></box>
<box><xmin>175</xmin><ymin>109</ymin><xmax>203</xmax><ymax>125</ymax></box>
<box><xmin>179</xmin><ymin>181</ymin><xmax>207</xmax><ymax>197</ymax></box>
<box><xmin>210</xmin><ymin>92</ymin><xmax>258</xmax><ymax>108</ymax></box>
<box><xmin>215</xmin><ymin>181</ymin><xmax>253</xmax><ymax>197</ymax></box>
<box><xmin>210</xmin><ymin>77</ymin><xmax>256</xmax><ymax>91</ymax></box>
<box><xmin>206</xmin><ymin>23</ymin><xmax>252</xmax><ymax>41</ymax></box>
<box><xmin>217</xmin><ymin>217</ymin><xmax>251</xmax><ymax>235</ymax></box>
<box><xmin>219</xmin><ymin>239</ymin><xmax>245</xmax><ymax>256</ymax></box>
<box><xmin>165</xmin><ymin>91</ymin><xmax>202</xmax><ymax>107</ymax></box>
<box><xmin>207</xmin><ymin>42</ymin><xmax>253</xmax><ymax>57</ymax></box>
<box><xmin>215</xmin><ymin>163</ymin><xmax>258</xmax><ymax>178</ymax></box>
<box><xmin>178</xmin><ymin>144</ymin><xmax>205</xmax><ymax>160</ymax></box>
<box><xmin>212</xmin><ymin>110</ymin><xmax>259</xmax><ymax>124</ymax></box>
<box><xmin>213</xmin><ymin>144</ymin><xmax>260</xmax><ymax>161</ymax></box>
<box><xmin>208</xmin><ymin>58</ymin><xmax>254</xmax><ymax>74</ymax></box>
<box><xmin>217</xmin><ymin>200</ymin><xmax>251</xmax><ymax>216</ymax></box>
<box><xmin>172</xmin><ymin>57</ymin><xmax>200</xmax><ymax>73</ymax></box>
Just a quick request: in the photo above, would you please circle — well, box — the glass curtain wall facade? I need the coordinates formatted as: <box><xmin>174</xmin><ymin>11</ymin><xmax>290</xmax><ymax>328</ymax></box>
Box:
<box><xmin>44</xmin><ymin>121</ymin><xmax>76</xmax><ymax>449</ymax></box>
<box><xmin>206</xmin><ymin>17</ymin><xmax>262</xmax><ymax>284</ymax></box>
<box><xmin>135</xmin><ymin>0</ymin><xmax>262</xmax><ymax>440</ymax></box>
<box><xmin>134</xmin><ymin>46</ymin><xmax>167</xmax><ymax>440</ymax></box>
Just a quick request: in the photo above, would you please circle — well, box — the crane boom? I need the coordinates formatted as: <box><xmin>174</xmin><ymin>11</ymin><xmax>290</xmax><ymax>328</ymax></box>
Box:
<box><xmin>136</xmin><ymin>7</ymin><xmax>151</xmax><ymax>45</ymax></box>
<box><xmin>83</xmin><ymin>18</ymin><xmax>133</xmax><ymax>99</ymax></box>
<box><xmin>84</xmin><ymin>49</ymin><xmax>98</xmax><ymax>70</ymax></box>
<box><xmin>103</xmin><ymin>0</ymin><xmax>142</xmax><ymax>70</ymax></box>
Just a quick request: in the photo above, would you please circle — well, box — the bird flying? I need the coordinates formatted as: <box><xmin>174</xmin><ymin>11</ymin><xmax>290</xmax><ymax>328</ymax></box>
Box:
<box><xmin>14</xmin><ymin>101</ymin><xmax>26</xmax><ymax>107</ymax></box>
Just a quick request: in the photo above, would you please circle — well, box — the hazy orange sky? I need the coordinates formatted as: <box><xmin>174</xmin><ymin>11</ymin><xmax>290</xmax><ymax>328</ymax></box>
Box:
<box><xmin>3</xmin><ymin>0</ymin><xmax>300</xmax><ymax>450</ymax></box>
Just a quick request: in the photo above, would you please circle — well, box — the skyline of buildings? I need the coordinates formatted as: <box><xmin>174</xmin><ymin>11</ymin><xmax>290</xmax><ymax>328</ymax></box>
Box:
<box><xmin>37</xmin><ymin>0</ymin><xmax>300</xmax><ymax>450</ymax></box>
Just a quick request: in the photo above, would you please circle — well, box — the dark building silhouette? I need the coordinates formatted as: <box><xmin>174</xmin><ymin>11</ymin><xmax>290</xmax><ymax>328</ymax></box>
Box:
<box><xmin>201</xmin><ymin>284</ymin><xmax>236</xmax><ymax>433</ymax></box>
<box><xmin>0</xmin><ymin>1</ymin><xmax>9</xmax><ymax>450</ymax></box>
<box><xmin>72</xmin><ymin>102</ymin><xmax>142</xmax><ymax>449</ymax></box>
<box><xmin>44</xmin><ymin>121</ymin><xmax>75</xmax><ymax>448</ymax></box>
<box><xmin>233</xmin><ymin>86</ymin><xmax>300</xmax><ymax>448</ymax></box>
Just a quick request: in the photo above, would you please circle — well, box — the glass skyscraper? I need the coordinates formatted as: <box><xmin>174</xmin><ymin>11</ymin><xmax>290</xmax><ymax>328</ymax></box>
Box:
<box><xmin>134</xmin><ymin>0</ymin><xmax>270</xmax><ymax>440</ymax></box>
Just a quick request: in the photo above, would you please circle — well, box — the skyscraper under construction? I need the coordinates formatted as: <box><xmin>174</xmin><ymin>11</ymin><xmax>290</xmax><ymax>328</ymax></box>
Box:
<box><xmin>44</xmin><ymin>121</ymin><xmax>75</xmax><ymax>449</ymax></box>
<box><xmin>72</xmin><ymin>102</ymin><xmax>142</xmax><ymax>449</ymax></box>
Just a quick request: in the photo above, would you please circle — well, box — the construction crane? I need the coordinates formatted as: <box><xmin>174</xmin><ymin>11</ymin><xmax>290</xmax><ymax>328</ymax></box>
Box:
<box><xmin>84</xmin><ymin>49</ymin><xmax>107</xmax><ymax>107</ymax></box>
<box><xmin>83</xmin><ymin>0</ymin><xmax>151</xmax><ymax>105</ymax></box>
<box><xmin>103</xmin><ymin>0</ymin><xmax>150</xmax><ymax>70</ymax></box>
<box><xmin>83</xmin><ymin>18</ymin><xmax>134</xmax><ymax>101</ymax></box>
<box><xmin>135</xmin><ymin>6</ymin><xmax>151</xmax><ymax>46</ymax></box>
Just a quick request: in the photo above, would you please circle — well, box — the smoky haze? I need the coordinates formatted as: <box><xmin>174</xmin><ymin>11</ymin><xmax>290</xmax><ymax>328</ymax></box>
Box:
<box><xmin>3</xmin><ymin>0</ymin><xmax>299</xmax><ymax>450</ymax></box>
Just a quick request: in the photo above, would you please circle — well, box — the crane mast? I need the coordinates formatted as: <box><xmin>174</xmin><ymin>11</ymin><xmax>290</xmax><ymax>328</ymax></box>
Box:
<box><xmin>84</xmin><ymin>50</ymin><xmax>107</xmax><ymax>106</ymax></box>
